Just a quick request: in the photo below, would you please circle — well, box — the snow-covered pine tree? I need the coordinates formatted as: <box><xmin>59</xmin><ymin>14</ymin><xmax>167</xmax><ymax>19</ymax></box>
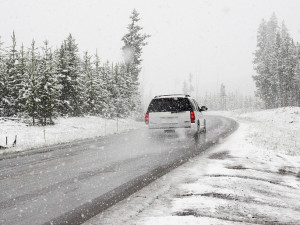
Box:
<box><xmin>55</xmin><ymin>42</ymin><xmax>67</xmax><ymax>115</ymax></box>
<box><xmin>0</xmin><ymin>36</ymin><xmax>8</xmax><ymax>116</ymax></box>
<box><xmin>15</xmin><ymin>44</ymin><xmax>29</xmax><ymax>114</ymax></box>
<box><xmin>110</xmin><ymin>63</ymin><xmax>121</xmax><ymax>118</ymax></box>
<box><xmin>253</xmin><ymin>19</ymin><xmax>268</xmax><ymax>107</ymax></box>
<box><xmin>5</xmin><ymin>31</ymin><xmax>19</xmax><ymax>116</ymax></box>
<box><xmin>100</xmin><ymin>61</ymin><xmax>114</xmax><ymax>118</ymax></box>
<box><xmin>122</xmin><ymin>61</ymin><xmax>142</xmax><ymax>118</ymax></box>
<box><xmin>121</xmin><ymin>9</ymin><xmax>150</xmax><ymax>115</ymax></box>
<box><xmin>25</xmin><ymin>40</ymin><xmax>40</xmax><ymax>125</ymax></box>
<box><xmin>127</xmin><ymin>69</ymin><xmax>142</xmax><ymax>118</ymax></box>
<box><xmin>112</xmin><ymin>63</ymin><xmax>132</xmax><ymax>118</ymax></box>
<box><xmin>100</xmin><ymin>62</ymin><xmax>131</xmax><ymax>118</ymax></box>
<box><xmin>57</xmin><ymin>34</ymin><xmax>83</xmax><ymax>116</ymax></box>
<box><xmin>274</xmin><ymin>30</ymin><xmax>283</xmax><ymax>107</ymax></box>
<box><xmin>253</xmin><ymin>14</ymin><xmax>280</xmax><ymax>109</ymax></box>
<box><xmin>266</xmin><ymin>14</ymin><xmax>280</xmax><ymax>108</ymax></box>
<box><xmin>287</xmin><ymin>39</ymin><xmax>298</xmax><ymax>106</ymax></box>
<box><xmin>295</xmin><ymin>44</ymin><xmax>300</xmax><ymax>106</ymax></box>
<box><xmin>280</xmin><ymin>23</ymin><xmax>298</xmax><ymax>106</ymax></box>
<box><xmin>253</xmin><ymin>14</ymin><xmax>300</xmax><ymax>108</ymax></box>
<box><xmin>37</xmin><ymin>41</ymin><xmax>60</xmax><ymax>125</ymax></box>
<box><xmin>280</xmin><ymin>22</ymin><xmax>292</xmax><ymax>106</ymax></box>
<box><xmin>120</xmin><ymin>63</ymin><xmax>134</xmax><ymax>117</ymax></box>
<box><xmin>93</xmin><ymin>51</ymin><xmax>108</xmax><ymax>115</ymax></box>
<box><xmin>82</xmin><ymin>51</ymin><xmax>96</xmax><ymax>115</ymax></box>
<box><xmin>289</xmin><ymin>39</ymin><xmax>298</xmax><ymax>106</ymax></box>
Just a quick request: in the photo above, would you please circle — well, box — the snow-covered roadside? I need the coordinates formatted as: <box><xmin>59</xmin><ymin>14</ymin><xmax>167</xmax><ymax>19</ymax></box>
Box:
<box><xmin>85</xmin><ymin>107</ymin><xmax>300</xmax><ymax>225</ymax></box>
<box><xmin>0</xmin><ymin>116</ymin><xmax>144</xmax><ymax>154</ymax></box>
<box><xmin>208</xmin><ymin>107</ymin><xmax>300</xmax><ymax>156</ymax></box>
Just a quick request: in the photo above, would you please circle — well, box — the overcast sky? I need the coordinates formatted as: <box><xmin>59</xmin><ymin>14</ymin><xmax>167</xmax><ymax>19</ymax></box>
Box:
<box><xmin>1</xmin><ymin>0</ymin><xmax>300</xmax><ymax>102</ymax></box>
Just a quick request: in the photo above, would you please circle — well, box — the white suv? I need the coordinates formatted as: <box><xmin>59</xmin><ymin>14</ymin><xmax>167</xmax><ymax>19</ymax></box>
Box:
<box><xmin>145</xmin><ymin>94</ymin><xmax>207</xmax><ymax>135</ymax></box>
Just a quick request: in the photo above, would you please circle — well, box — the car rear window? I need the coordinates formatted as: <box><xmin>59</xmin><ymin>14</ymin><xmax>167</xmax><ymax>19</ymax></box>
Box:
<box><xmin>147</xmin><ymin>98</ymin><xmax>192</xmax><ymax>112</ymax></box>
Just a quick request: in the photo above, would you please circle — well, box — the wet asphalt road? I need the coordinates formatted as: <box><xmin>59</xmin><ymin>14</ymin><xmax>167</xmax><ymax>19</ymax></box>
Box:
<box><xmin>0</xmin><ymin>116</ymin><xmax>237</xmax><ymax>225</ymax></box>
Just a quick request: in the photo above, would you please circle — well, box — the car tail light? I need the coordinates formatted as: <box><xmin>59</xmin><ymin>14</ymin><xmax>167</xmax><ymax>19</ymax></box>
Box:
<box><xmin>190</xmin><ymin>111</ymin><xmax>195</xmax><ymax>123</ymax></box>
<box><xmin>145</xmin><ymin>113</ymin><xmax>149</xmax><ymax>124</ymax></box>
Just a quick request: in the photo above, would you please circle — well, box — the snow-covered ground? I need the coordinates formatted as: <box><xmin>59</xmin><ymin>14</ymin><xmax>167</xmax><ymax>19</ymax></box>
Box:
<box><xmin>0</xmin><ymin>116</ymin><xmax>144</xmax><ymax>154</ymax></box>
<box><xmin>211</xmin><ymin>107</ymin><xmax>300</xmax><ymax>156</ymax></box>
<box><xmin>85</xmin><ymin>107</ymin><xmax>300</xmax><ymax>225</ymax></box>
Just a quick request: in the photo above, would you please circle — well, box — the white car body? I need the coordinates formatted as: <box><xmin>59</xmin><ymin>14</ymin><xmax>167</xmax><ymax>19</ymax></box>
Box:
<box><xmin>145</xmin><ymin>94</ymin><xmax>207</xmax><ymax>135</ymax></box>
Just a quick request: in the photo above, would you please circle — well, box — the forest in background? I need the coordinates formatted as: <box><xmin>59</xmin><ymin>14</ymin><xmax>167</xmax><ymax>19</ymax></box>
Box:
<box><xmin>0</xmin><ymin>9</ymin><xmax>149</xmax><ymax>125</ymax></box>
<box><xmin>182</xmin><ymin>74</ymin><xmax>261</xmax><ymax>112</ymax></box>
<box><xmin>188</xmin><ymin>13</ymin><xmax>300</xmax><ymax>111</ymax></box>
<box><xmin>2</xmin><ymin>12</ymin><xmax>299</xmax><ymax>126</ymax></box>
<box><xmin>253</xmin><ymin>13</ymin><xmax>300</xmax><ymax>108</ymax></box>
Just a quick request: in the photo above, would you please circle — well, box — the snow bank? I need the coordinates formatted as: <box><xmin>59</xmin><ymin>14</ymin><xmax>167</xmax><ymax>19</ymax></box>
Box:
<box><xmin>0</xmin><ymin>116</ymin><xmax>144</xmax><ymax>154</ymax></box>
<box><xmin>239</xmin><ymin>107</ymin><xmax>300</xmax><ymax>124</ymax></box>
<box><xmin>206</xmin><ymin>107</ymin><xmax>300</xmax><ymax>156</ymax></box>
<box><xmin>237</xmin><ymin>107</ymin><xmax>300</xmax><ymax>156</ymax></box>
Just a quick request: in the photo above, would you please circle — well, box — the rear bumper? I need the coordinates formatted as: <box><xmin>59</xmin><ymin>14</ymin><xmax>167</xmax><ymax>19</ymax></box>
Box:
<box><xmin>149</xmin><ymin>124</ymin><xmax>190</xmax><ymax>129</ymax></box>
<box><xmin>148</xmin><ymin>123</ymin><xmax>197</xmax><ymax>132</ymax></box>
<box><xmin>147</xmin><ymin>125</ymin><xmax>198</xmax><ymax>137</ymax></box>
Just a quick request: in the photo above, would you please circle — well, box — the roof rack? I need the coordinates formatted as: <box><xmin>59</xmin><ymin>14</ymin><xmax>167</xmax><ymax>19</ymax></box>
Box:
<box><xmin>154</xmin><ymin>94</ymin><xmax>190</xmax><ymax>98</ymax></box>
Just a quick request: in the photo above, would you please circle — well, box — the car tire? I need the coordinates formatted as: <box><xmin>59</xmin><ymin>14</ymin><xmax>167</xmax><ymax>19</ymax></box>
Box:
<box><xmin>197</xmin><ymin>121</ymin><xmax>201</xmax><ymax>134</ymax></box>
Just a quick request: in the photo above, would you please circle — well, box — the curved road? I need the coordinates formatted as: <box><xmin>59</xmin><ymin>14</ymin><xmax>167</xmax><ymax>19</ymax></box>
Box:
<box><xmin>0</xmin><ymin>116</ymin><xmax>237</xmax><ymax>225</ymax></box>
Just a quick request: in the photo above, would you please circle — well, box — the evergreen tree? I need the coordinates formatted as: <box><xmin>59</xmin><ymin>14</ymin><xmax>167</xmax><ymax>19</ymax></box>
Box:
<box><xmin>93</xmin><ymin>51</ymin><xmax>108</xmax><ymax>115</ymax></box>
<box><xmin>55</xmin><ymin>42</ymin><xmax>67</xmax><ymax>115</ymax></box>
<box><xmin>121</xmin><ymin>9</ymin><xmax>150</xmax><ymax>114</ymax></box>
<box><xmin>0</xmin><ymin>36</ymin><xmax>8</xmax><ymax>116</ymax></box>
<box><xmin>110</xmin><ymin>63</ymin><xmax>121</xmax><ymax>118</ymax></box>
<box><xmin>57</xmin><ymin>34</ymin><xmax>83</xmax><ymax>116</ymax></box>
<box><xmin>5</xmin><ymin>31</ymin><xmax>19</xmax><ymax>115</ymax></box>
<box><xmin>0</xmin><ymin>21</ymin><xmax>153</xmax><ymax>123</ymax></box>
<box><xmin>253</xmin><ymin>14</ymin><xmax>300</xmax><ymax>108</ymax></box>
<box><xmin>100</xmin><ymin>61</ymin><xmax>114</xmax><ymax>118</ymax></box>
<box><xmin>253</xmin><ymin>14</ymin><xmax>280</xmax><ymax>108</ymax></box>
<box><xmin>122</xmin><ymin>9</ymin><xmax>150</xmax><ymax>80</ymax></box>
<box><xmin>82</xmin><ymin>51</ymin><xmax>96</xmax><ymax>114</ymax></box>
<box><xmin>25</xmin><ymin>40</ymin><xmax>40</xmax><ymax>125</ymax></box>
<box><xmin>280</xmin><ymin>22</ymin><xmax>292</xmax><ymax>106</ymax></box>
<box><xmin>266</xmin><ymin>13</ymin><xmax>279</xmax><ymax>108</ymax></box>
<box><xmin>15</xmin><ymin>44</ymin><xmax>29</xmax><ymax>114</ymax></box>
<box><xmin>37</xmin><ymin>41</ymin><xmax>59</xmax><ymax>125</ymax></box>
<box><xmin>120</xmin><ymin>63</ymin><xmax>135</xmax><ymax>117</ymax></box>
<box><xmin>274</xmin><ymin>31</ymin><xmax>283</xmax><ymax>107</ymax></box>
<box><xmin>253</xmin><ymin>19</ymin><xmax>268</xmax><ymax>107</ymax></box>
<box><xmin>295</xmin><ymin>44</ymin><xmax>300</xmax><ymax>106</ymax></box>
<box><xmin>111</xmin><ymin>63</ymin><xmax>131</xmax><ymax>118</ymax></box>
